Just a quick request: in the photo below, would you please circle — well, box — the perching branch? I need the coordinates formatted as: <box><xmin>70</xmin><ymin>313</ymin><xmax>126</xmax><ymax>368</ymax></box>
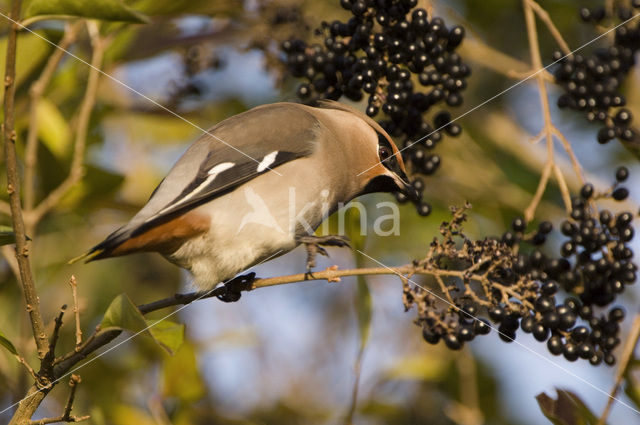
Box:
<box><xmin>25</xmin><ymin>21</ymin><xmax>105</xmax><ymax>228</ymax></box>
<box><xmin>2</xmin><ymin>0</ymin><xmax>49</xmax><ymax>361</ymax></box>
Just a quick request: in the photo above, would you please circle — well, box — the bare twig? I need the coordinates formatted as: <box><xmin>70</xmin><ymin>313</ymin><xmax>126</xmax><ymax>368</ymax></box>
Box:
<box><xmin>25</xmin><ymin>21</ymin><xmax>105</xmax><ymax>227</ymax></box>
<box><xmin>524</xmin><ymin>161</ymin><xmax>552</xmax><ymax>222</ymax></box>
<box><xmin>2</xmin><ymin>0</ymin><xmax>48</xmax><ymax>360</ymax></box>
<box><xmin>552</xmin><ymin>164</ymin><xmax>572</xmax><ymax>213</ymax></box>
<box><xmin>596</xmin><ymin>315</ymin><xmax>640</xmax><ymax>425</ymax></box>
<box><xmin>27</xmin><ymin>375</ymin><xmax>89</xmax><ymax>425</ymax></box>
<box><xmin>14</xmin><ymin>355</ymin><xmax>39</xmax><ymax>383</ymax></box>
<box><xmin>43</xmin><ymin>306</ymin><xmax>67</xmax><ymax>368</ymax></box>
<box><xmin>522</xmin><ymin>0</ymin><xmax>574</xmax><ymax>222</ymax></box>
<box><xmin>526</xmin><ymin>0</ymin><xmax>572</xmax><ymax>55</ymax></box>
<box><xmin>605</xmin><ymin>0</ymin><xmax>615</xmax><ymax>18</ymax></box>
<box><xmin>551</xmin><ymin>128</ymin><xmax>586</xmax><ymax>185</ymax></box>
<box><xmin>460</xmin><ymin>37</ymin><xmax>554</xmax><ymax>82</ymax></box>
<box><xmin>69</xmin><ymin>276</ymin><xmax>82</xmax><ymax>350</ymax></box>
<box><xmin>24</xmin><ymin>21</ymin><xmax>83</xmax><ymax>218</ymax></box>
<box><xmin>435</xmin><ymin>274</ymin><xmax>456</xmax><ymax>306</ymax></box>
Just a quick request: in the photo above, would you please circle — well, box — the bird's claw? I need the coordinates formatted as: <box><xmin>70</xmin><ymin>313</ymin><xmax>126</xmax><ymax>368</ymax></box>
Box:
<box><xmin>297</xmin><ymin>235</ymin><xmax>351</xmax><ymax>280</ymax></box>
<box><xmin>216</xmin><ymin>272</ymin><xmax>256</xmax><ymax>302</ymax></box>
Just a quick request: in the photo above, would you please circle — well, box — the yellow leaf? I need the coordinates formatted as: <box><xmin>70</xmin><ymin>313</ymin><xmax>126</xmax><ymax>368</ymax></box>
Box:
<box><xmin>385</xmin><ymin>355</ymin><xmax>448</xmax><ymax>382</ymax></box>
<box><xmin>112</xmin><ymin>405</ymin><xmax>156</xmax><ymax>425</ymax></box>
<box><xmin>162</xmin><ymin>342</ymin><xmax>205</xmax><ymax>403</ymax></box>
<box><xmin>36</xmin><ymin>98</ymin><xmax>71</xmax><ymax>159</ymax></box>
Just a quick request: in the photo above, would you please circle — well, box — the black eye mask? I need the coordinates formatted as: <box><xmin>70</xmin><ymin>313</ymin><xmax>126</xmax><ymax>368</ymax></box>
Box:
<box><xmin>377</xmin><ymin>132</ymin><xmax>409</xmax><ymax>183</ymax></box>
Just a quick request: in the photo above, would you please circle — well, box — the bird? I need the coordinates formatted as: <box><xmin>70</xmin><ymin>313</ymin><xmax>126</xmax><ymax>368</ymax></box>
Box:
<box><xmin>72</xmin><ymin>100</ymin><xmax>418</xmax><ymax>291</ymax></box>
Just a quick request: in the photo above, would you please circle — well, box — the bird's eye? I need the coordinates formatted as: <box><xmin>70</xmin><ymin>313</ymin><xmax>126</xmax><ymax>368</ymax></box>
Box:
<box><xmin>378</xmin><ymin>146</ymin><xmax>391</xmax><ymax>161</ymax></box>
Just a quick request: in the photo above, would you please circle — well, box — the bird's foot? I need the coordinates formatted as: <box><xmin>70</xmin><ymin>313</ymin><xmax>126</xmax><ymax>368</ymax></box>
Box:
<box><xmin>297</xmin><ymin>235</ymin><xmax>350</xmax><ymax>279</ymax></box>
<box><xmin>216</xmin><ymin>272</ymin><xmax>256</xmax><ymax>302</ymax></box>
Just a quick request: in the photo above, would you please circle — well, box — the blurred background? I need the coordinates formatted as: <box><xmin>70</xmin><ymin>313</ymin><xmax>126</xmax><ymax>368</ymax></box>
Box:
<box><xmin>0</xmin><ymin>0</ymin><xmax>639</xmax><ymax>424</ymax></box>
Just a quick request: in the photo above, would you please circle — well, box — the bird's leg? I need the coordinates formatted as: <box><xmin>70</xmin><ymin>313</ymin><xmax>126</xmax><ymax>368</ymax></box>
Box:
<box><xmin>216</xmin><ymin>272</ymin><xmax>256</xmax><ymax>302</ymax></box>
<box><xmin>297</xmin><ymin>235</ymin><xmax>351</xmax><ymax>279</ymax></box>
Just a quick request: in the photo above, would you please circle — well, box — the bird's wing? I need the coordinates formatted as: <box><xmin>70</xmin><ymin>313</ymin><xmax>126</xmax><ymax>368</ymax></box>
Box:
<box><xmin>78</xmin><ymin>103</ymin><xmax>320</xmax><ymax>261</ymax></box>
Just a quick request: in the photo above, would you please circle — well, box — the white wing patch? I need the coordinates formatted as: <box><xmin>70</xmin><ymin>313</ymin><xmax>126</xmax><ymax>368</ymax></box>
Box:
<box><xmin>150</xmin><ymin>162</ymin><xmax>235</xmax><ymax>219</ymax></box>
<box><xmin>207</xmin><ymin>162</ymin><xmax>235</xmax><ymax>176</ymax></box>
<box><xmin>257</xmin><ymin>151</ymin><xmax>278</xmax><ymax>173</ymax></box>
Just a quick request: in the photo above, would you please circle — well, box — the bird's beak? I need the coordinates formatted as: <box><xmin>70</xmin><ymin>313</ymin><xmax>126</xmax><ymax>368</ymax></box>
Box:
<box><xmin>397</xmin><ymin>173</ymin><xmax>420</xmax><ymax>201</ymax></box>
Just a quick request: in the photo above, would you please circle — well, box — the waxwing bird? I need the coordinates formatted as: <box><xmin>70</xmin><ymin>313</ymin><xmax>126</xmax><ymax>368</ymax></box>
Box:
<box><xmin>73</xmin><ymin>100</ymin><xmax>418</xmax><ymax>290</ymax></box>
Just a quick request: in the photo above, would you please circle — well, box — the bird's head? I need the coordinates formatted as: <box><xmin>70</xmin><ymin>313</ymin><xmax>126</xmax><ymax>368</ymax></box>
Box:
<box><xmin>359</xmin><ymin>129</ymin><xmax>419</xmax><ymax>201</ymax></box>
<box><xmin>314</xmin><ymin>100</ymin><xmax>419</xmax><ymax>201</ymax></box>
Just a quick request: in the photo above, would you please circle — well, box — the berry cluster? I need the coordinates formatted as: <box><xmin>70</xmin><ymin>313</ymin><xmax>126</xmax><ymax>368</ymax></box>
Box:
<box><xmin>407</xmin><ymin>167</ymin><xmax>636</xmax><ymax>364</ymax></box>
<box><xmin>554</xmin><ymin>2</ymin><xmax>640</xmax><ymax>145</ymax></box>
<box><xmin>281</xmin><ymin>0</ymin><xmax>470</xmax><ymax>216</ymax></box>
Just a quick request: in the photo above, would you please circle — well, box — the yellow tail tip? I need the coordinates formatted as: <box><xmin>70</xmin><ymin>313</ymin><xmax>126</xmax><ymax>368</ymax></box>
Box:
<box><xmin>68</xmin><ymin>249</ymin><xmax>103</xmax><ymax>265</ymax></box>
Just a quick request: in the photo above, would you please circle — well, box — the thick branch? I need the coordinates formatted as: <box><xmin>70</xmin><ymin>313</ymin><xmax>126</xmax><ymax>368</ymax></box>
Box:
<box><xmin>27</xmin><ymin>375</ymin><xmax>89</xmax><ymax>425</ymax></box>
<box><xmin>2</xmin><ymin>0</ymin><xmax>48</xmax><ymax>360</ymax></box>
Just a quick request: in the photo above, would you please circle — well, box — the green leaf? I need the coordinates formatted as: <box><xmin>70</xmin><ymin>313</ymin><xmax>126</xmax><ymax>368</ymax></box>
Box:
<box><xmin>100</xmin><ymin>293</ymin><xmax>148</xmax><ymax>333</ymax></box>
<box><xmin>0</xmin><ymin>226</ymin><xmax>16</xmax><ymax>246</ymax></box>
<box><xmin>100</xmin><ymin>294</ymin><xmax>185</xmax><ymax>355</ymax></box>
<box><xmin>624</xmin><ymin>379</ymin><xmax>640</xmax><ymax>411</ymax></box>
<box><xmin>147</xmin><ymin>319</ymin><xmax>184</xmax><ymax>356</ymax></box>
<box><xmin>0</xmin><ymin>331</ymin><xmax>18</xmax><ymax>355</ymax></box>
<box><xmin>0</xmin><ymin>31</ymin><xmax>53</xmax><ymax>99</ymax></box>
<box><xmin>162</xmin><ymin>342</ymin><xmax>205</xmax><ymax>402</ymax></box>
<box><xmin>36</xmin><ymin>98</ymin><xmax>71</xmax><ymax>159</ymax></box>
<box><xmin>132</xmin><ymin>0</ymin><xmax>243</xmax><ymax>16</ymax></box>
<box><xmin>24</xmin><ymin>0</ymin><xmax>149</xmax><ymax>23</ymax></box>
<box><xmin>536</xmin><ymin>389</ymin><xmax>598</xmax><ymax>425</ymax></box>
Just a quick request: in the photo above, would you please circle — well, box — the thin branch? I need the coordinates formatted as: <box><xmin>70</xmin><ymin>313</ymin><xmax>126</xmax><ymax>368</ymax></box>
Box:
<box><xmin>14</xmin><ymin>355</ymin><xmax>39</xmax><ymax>383</ymax></box>
<box><xmin>2</xmin><ymin>0</ymin><xmax>48</xmax><ymax>360</ymax></box>
<box><xmin>552</xmin><ymin>164</ymin><xmax>572</xmax><ymax>215</ymax></box>
<box><xmin>551</xmin><ymin>127</ymin><xmax>585</xmax><ymax>185</ymax></box>
<box><xmin>526</xmin><ymin>0</ymin><xmax>572</xmax><ymax>55</ymax></box>
<box><xmin>522</xmin><ymin>0</ymin><xmax>573</xmax><ymax>222</ymax></box>
<box><xmin>24</xmin><ymin>21</ymin><xmax>83</xmax><ymax>217</ymax></box>
<box><xmin>524</xmin><ymin>161</ymin><xmax>552</xmax><ymax>222</ymax></box>
<box><xmin>460</xmin><ymin>37</ymin><xmax>554</xmax><ymax>82</ymax></box>
<box><xmin>27</xmin><ymin>375</ymin><xmax>89</xmax><ymax>425</ymax></box>
<box><xmin>43</xmin><ymin>306</ymin><xmax>67</xmax><ymax>369</ymax></box>
<box><xmin>596</xmin><ymin>314</ymin><xmax>640</xmax><ymax>425</ymax></box>
<box><xmin>435</xmin><ymin>274</ymin><xmax>456</xmax><ymax>306</ymax></box>
<box><xmin>25</xmin><ymin>21</ymin><xmax>104</xmax><ymax>228</ymax></box>
<box><xmin>69</xmin><ymin>276</ymin><xmax>82</xmax><ymax>350</ymax></box>
<box><xmin>605</xmin><ymin>0</ymin><xmax>615</xmax><ymax>18</ymax></box>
